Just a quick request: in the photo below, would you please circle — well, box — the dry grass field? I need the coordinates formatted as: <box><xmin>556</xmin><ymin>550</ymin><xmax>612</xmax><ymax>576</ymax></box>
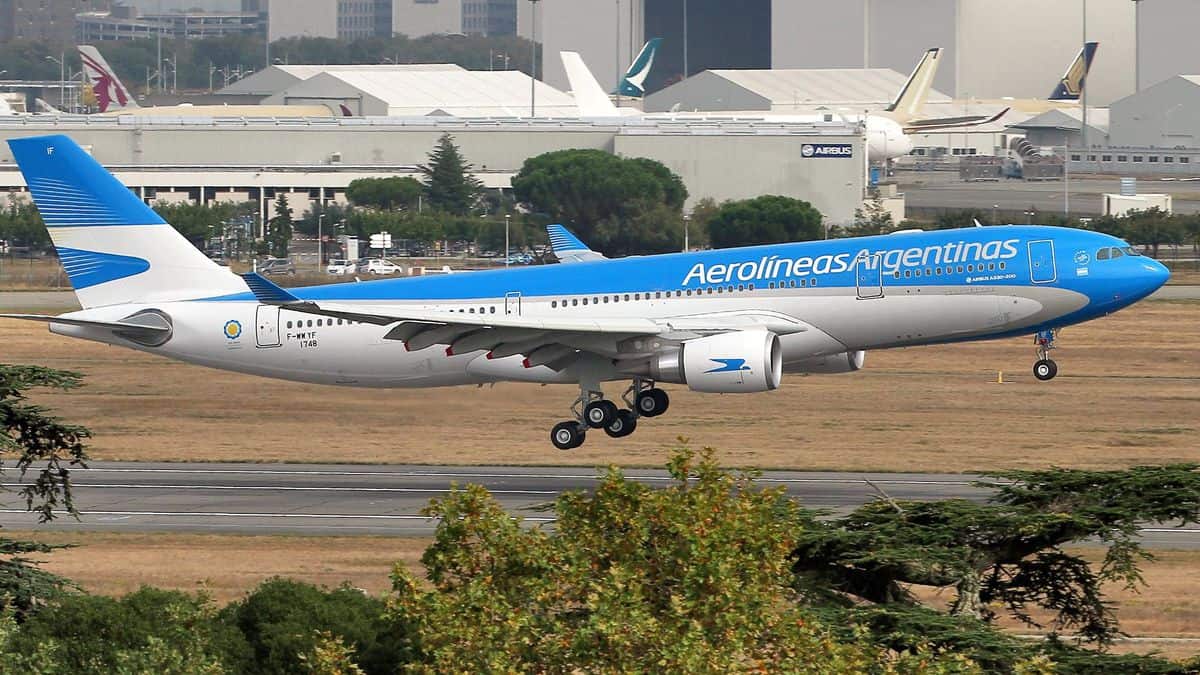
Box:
<box><xmin>10</xmin><ymin>531</ymin><xmax>1199</xmax><ymax>660</ymax></box>
<box><xmin>1</xmin><ymin>300</ymin><xmax>1196</xmax><ymax>471</ymax></box>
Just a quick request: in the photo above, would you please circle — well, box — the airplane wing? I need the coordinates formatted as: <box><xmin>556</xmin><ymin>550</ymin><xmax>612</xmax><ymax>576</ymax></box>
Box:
<box><xmin>241</xmin><ymin>273</ymin><xmax>805</xmax><ymax>369</ymax></box>
<box><xmin>901</xmin><ymin>107</ymin><xmax>1010</xmax><ymax>134</ymax></box>
<box><xmin>546</xmin><ymin>224</ymin><xmax>608</xmax><ymax>263</ymax></box>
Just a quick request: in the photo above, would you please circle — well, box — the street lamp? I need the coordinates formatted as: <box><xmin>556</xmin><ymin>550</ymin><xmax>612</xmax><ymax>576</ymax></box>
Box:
<box><xmin>46</xmin><ymin>54</ymin><xmax>65</xmax><ymax>108</ymax></box>
<box><xmin>992</xmin><ymin>204</ymin><xmax>999</xmax><ymax>224</ymax></box>
<box><xmin>504</xmin><ymin>214</ymin><xmax>511</xmax><ymax>268</ymax></box>
<box><xmin>529</xmin><ymin>0</ymin><xmax>541</xmax><ymax>117</ymax></box>
<box><xmin>683</xmin><ymin>214</ymin><xmax>690</xmax><ymax>252</ymax></box>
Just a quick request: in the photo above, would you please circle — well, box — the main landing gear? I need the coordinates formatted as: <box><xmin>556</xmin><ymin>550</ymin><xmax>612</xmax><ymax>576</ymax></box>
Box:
<box><xmin>550</xmin><ymin>378</ymin><xmax>670</xmax><ymax>450</ymax></box>
<box><xmin>1033</xmin><ymin>329</ymin><xmax>1059</xmax><ymax>381</ymax></box>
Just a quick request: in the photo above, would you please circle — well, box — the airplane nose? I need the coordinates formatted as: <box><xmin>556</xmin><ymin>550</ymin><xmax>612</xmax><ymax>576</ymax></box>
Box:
<box><xmin>1138</xmin><ymin>259</ymin><xmax>1170</xmax><ymax>296</ymax></box>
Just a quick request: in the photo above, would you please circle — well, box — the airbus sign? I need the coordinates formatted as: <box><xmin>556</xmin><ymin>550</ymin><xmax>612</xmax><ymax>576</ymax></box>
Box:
<box><xmin>801</xmin><ymin>143</ymin><xmax>854</xmax><ymax>158</ymax></box>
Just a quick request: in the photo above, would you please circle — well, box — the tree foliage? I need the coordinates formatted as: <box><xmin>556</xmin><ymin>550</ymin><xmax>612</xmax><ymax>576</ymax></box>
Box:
<box><xmin>152</xmin><ymin>201</ymin><xmax>254</xmax><ymax>248</ymax></box>
<box><xmin>345</xmin><ymin>178</ymin><xmax>424</xmax><ymax>213</ymax></box>
<box><xmin>418</xmin><ymin>134</ymin><xmax>483</xmax><ymax>217</ymax></box>
<box><xmin>266</xmin><ymin>194</ymin><xmax>294</xmax><ymax>259</ymax></box>
<box><xmin>511</xmin><ymin>149</ymin><xmax>687</xmax><ymax>257</ymax></box>
<box><xmin>844</xmin><ymin>190</ymin><xmax>897</xmax><ymax>237</ymax></box>
<box><xmin>705</xmin><ymin>195</ymin><xmax>824</xmax><ymax>249</ymax></box>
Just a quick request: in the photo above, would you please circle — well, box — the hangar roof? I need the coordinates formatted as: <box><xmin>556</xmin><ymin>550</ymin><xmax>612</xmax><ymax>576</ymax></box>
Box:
<box><xmin>219</xmin><ymin>64</ymin><xmax>465</xmax><ymax>98</ymax></box>
<box><xmin>1008</xmin><ymin>107</ymin><xmax>1110</xmax><ymax>134</ymax></box>
<box><xmin>645</xmin><ymin>68</ymin><xmax>951</xmax><ymax>114</ymax></box>
<box><xmin>266</xmin><ymin>70</ymin><xmax>580</xmax><ymax>117</ymax></box>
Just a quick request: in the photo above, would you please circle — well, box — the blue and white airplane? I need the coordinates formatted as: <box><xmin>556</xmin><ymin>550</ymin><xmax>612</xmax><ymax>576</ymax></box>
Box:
<box><xmin>2</xmin><ymin>136</ymin><xmax>1169</xmax><ymax>449</ymax></box>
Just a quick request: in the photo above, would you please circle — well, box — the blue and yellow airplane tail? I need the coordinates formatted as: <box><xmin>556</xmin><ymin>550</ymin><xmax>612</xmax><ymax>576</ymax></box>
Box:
<box><xmin>1049</xmin><ymin>42</ymin><xmax>1099</xmax><ymax>101</ymax></box>
<box><xmin>614</xmin><ymin>38</ymin><xmax>662</xmax><ymax>98</ymax></box>
<box><xmin>7</xmin><ymin>135</ymin><xmax>245</xmax><ymax>308</ymax></box>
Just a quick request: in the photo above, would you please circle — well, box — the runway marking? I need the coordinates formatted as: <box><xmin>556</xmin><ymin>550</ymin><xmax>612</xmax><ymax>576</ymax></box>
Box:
<box><xmin>0</xmin><ymin>509</ymin><xmax>556</xmax><ymax>523</ymax></box>
<box><xmin>0</xmin><ymin>483</ymin><xmax>557</xmax><ymax>496</ymax></box>
<box><xmin>64</xmin><ymin>468</ymin><xmax>981</xmax><ymax>486</ymax></box>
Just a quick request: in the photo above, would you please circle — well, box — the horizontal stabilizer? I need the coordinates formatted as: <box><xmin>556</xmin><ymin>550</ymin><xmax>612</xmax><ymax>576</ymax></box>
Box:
<box><xmin>241</xmin><ymin>272</ymin><xmax>300</xmax><ymax>304</ymax></box>
<box><xmin>0</xmin><ymin>313</ymin><xmax>170</xmax><ymax>332</ymax></box>
<box><xmin>546</xmin><ymin>224</ymin><xmax>607</xmax><ymax>263</ymax></box>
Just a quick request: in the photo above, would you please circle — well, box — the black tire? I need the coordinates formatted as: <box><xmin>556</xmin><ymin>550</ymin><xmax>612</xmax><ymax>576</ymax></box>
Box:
<box><xmin>584</xmin><ymin>399</ymin><xmax>619</xmax><ymax>429</ymax></box>
<box><xmin>636</xmin><ymin>388</ymin><xmax>670</xmax><ymax>418</ymax></box>
<box><xmin>1033</xmin><ymin>359</ymin><xmax>1058</xmax><ymax>381</ymax></box>
<box><xmin>551</xmin><ymin>421</ymin><xmax>585</xmax><ymax>450</ymax></box>
<box><xmin>604</xmin><ymin>410</ymin><xmax>638</xmax><ymax>438</ymax></box>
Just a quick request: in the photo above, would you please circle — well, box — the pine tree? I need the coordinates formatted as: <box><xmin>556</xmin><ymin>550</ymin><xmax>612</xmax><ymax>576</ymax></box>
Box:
<box><xmin>266</xmin><ymin>194</ymin><xmax>293</xmax><ymax>259</ymax></box>
<box><xmin>419</xmin><ymin>134</ymin><xmax>483</xmax><ymax>216</ymax></box>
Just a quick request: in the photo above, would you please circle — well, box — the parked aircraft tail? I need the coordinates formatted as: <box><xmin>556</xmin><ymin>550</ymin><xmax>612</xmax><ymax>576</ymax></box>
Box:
<box><xmin>562</xmin><ymin>51</ymin><xmax>621</xmax><ymax>116</ymax></box>
<box><xmin>885</xmin><ymin>47</ymin><xmax>943</xmax><ymax>119</ymax></box>
<box><xmin>78</xmin><ymin>45</ymin><xmax>139</xmax><ymax>113</ymax></box>
<box><xmin>1049</xmin><ymin>42</ymin><xmax>1099</xmax><ymax>101</ymax></box>
<box><xmin>614</xmin><ymin>38</ymin><xmax>662</xmax><ymax>98</ymax></box>
<box><xmin>7</xmin><ymin>135</ymin><xmax>245</xmax><ymax>308</ymax></box>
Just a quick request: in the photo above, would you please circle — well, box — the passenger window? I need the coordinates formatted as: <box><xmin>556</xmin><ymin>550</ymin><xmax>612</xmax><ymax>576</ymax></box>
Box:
<box><xmin>582</xmin><ymin>298</ymin><xmax>588</xmax><ymax>305</ymax></box>
<box><xmin>286</xmin><ymin>321</ymin><xmax>293</xmax><ymax>329</ymax></box>
<box><xmin>593</xmin><ymin>297</ymin><xmax>599</xmax><ymax>304</ymax></box>
<box><xmin>469</xmin><ymin>308</ymin><xmax>475</xmax><ymax>314</ymax></box>
<box><xmin>791</xmin><ymin>280</ymin><xmax>798</xmax><ymax>288</ymax></box>
<box><xmin>905</xmin><ymin>270</ymin><xmax>912</xmax><ymax>278</ymax></box>
<box><xmin>768</xmin><ymin>282</ymin><xmax>775</xmax><ymax>289</ymax></box>
<box><xmin>748</xmin><ymin>284</ymin><xmax>755</xmax><ymax>291</ymax></box>
<box><xmin>624</xmin><ymin>294</ymin><xmax>630</xmax><ymax>301</ymax></box>
<box><xmin>634</xmin><ymin>293</ymin><xmax>641</xmax><ymax>300</ymax></box>
<box><xmin>337</xmin><ymin>319</ymin><xmax>343</xmax><ymax>325</ymax></box>
<box><xmin>810</xmin><ymin>278</ymin><xmax>817</xmax><ymax>287</ymax></box>
<box><xmin>967</xmin><ymin>265</ymin><xmax>974</xmax><ymax>273</ymax></box>
<box><xmin>737</xmin><ymin>285</ymin><xmax>744</xmax><ymax>292</ymax></box>
<box><xmin>999</xmin><ymin>263</ymin><xmax>1006</xmax><ymax>270</ymax></box>
<box><xmin>915</xmin><ymin>270</ymin><xmax>922</xmax><ymax>277</ymax></box>
<box><xmin>602</xmin><ymin>296</ymin><xmax>609</xmax><ymax>303</ymax></box>
<box><xmin>707</xmin><ymin>288</ymin><xmax>714</xmax><ymax>294</ymax></box>
<box><xmin>491</xmin><ymin>307</ymin><xmax>496</xmax><ymax>314</ymax></box>
<box><xmin>307</xmin><ymin>320</ymin><xmax>313</xmax><ymax>327</ymax></box>
<box><xmin>1111</xmin><ymin>247</ymin><xmax>1124</xmax><ymax>259</ymax></box>
<box><xmin>988</xmin><ymin>263</ymin><xmax>995</xmax><ymax>271</ymax></box>
<box><xmin>676</xmin><ymin>290</ymin><xmax>683</xmax><ymax>297</ymax></box>
<box><xmin>551</xmin><ymin>301</ymin><xmax>557</xmax><ymax>308</ymax></box>
<box><xmin>655</xmin><ymin>292</ymin><xmax>662</xmax><ymax>299</ymax></box>
<box><xmin>572</xmin><ymin>299</ymin><xmax>579</xmax><ymax>306</ymax></box>
<box><xmin>957</xmin><ymin>266</ymin><xmax>964</xmax><ymax>273</ymax></box>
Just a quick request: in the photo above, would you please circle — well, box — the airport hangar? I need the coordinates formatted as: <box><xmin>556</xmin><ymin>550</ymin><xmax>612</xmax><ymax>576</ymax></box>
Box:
<box><xmin>0</xmin><ymin>115</ymin><xmax>869</xmax><ymax>230</ymax></box>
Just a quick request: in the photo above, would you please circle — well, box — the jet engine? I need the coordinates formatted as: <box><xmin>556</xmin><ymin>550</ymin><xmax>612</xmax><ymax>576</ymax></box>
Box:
<box><xmin>641</xmin><ymin>331</ymin><xmax>782</xmax><ymax>393</ymax></box>
<box><xmin>784</xmin><ymin>351</ymin><xmax>866</xmax><ymax>374</ymax></box>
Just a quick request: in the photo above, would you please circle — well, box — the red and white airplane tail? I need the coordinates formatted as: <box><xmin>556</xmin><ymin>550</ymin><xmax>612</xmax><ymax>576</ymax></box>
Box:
<box><xmin>78</xmin><ymin>45</ymin><xmax>139</xmax><ymax>113</ymax></box>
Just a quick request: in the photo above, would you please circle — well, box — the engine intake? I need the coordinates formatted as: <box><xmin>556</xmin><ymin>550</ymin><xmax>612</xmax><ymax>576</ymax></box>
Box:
<box><xmin>644</xmin><ymin>331</ymin><xmax>783</xmax><ymax>394</ymax></box>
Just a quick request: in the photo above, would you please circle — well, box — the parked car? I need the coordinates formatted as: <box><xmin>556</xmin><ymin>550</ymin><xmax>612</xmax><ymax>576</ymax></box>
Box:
<box><xmin>326</xmin><ymin>259</ymin><xmax>356</xmax><ymax>275</ymax></box>
<box><xmin>258</xmin><ymin>258</ymin><xmax>295</xmax><ymax>276</ymax></box>
<box><xmin>504</xmin><ymin>253</ymin><xmax>533</xmax><ymax>265</ymax></box>
<box><xmin>361</xmin><ymin>258</ymin><xmax>403</xmax><ymax>275</ymax></box>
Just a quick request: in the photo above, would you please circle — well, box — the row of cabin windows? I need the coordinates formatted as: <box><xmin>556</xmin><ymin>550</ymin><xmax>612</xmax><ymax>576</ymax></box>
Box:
<box><xmin>286</xmin><ymin>318</ymin><xmax>360</xmax><ymax>329</ymax></box>
<box><xmin>891</xmin><ymin>261</ymin><xmax>1006</xmax><ymax>279</ymax></box>
<box><xmin>546</xmin><ymin>281</ymin><xmax>818</xmax><ymax>309</ymax></box>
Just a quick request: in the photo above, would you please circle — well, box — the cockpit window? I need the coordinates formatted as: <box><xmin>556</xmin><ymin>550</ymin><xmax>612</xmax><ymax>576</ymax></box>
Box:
<box><xmin>1110</xmin><ymin>247</ymin><xmax>1125</xmax><ymax>259</ymax></box>
<box><xmin>1123</xmin><ymin>246</ymin><xmax>1141</xmax><ymax>256</ymax></box>
<box><xmin>1097</xmin><ymin>248</ymin><xmax>1110</xmax><ymax>261</ymax></box>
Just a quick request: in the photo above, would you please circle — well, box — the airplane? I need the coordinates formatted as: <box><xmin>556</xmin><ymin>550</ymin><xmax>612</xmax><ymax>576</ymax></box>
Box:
<box><xmin>564</xmin><ymin>47</ymin><xmax>1007</xmax><ymax>163</ymax></box>
<box><xmin>1</xmin><ymin>135</ymin><xmax>1170</xmax><ymax>449</ymax></box>
<box><xmin>78</xmin><ymin>45</ymin><xmax>343</xmax><ymax>117</ymax></box>
<box><xmin>614</xmin><ymin>38</ymin><xmax>662</xmax><ymax>99</ymax></box>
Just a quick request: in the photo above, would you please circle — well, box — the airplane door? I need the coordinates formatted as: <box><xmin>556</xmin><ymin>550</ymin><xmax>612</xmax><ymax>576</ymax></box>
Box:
<box><xmin>1028</xmin><ymin>240</ymin><xmax>1057</xmax><ymax>284</ymax></box>
<box><xmin>255</xmin><ymin>305</ymin><xmax>282</xmax><ymax>348</ymax></box>
<box><xmin>856</xmin><ymin>252</ymin><xmax>884</xmax><ymax>299</ymax></box>
<box><xmin>505</xmin><ymin>292</ymin><xmax>522</xmax><ymax>316</ymax></box>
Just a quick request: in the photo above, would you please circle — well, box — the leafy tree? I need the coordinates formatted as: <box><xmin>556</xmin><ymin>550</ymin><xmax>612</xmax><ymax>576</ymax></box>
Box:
<box><xmin>791</xmin><ymin>464</ymin><xmax>1200</xmax><ymax>646</ymax></box>
<box><xmin>511</xmin><ymin>149</ymin><xmax>687</xmax><ymax>256</ymax></box>
<box><xmin>152</xmin><ymin>201</ymin><xmax>247</xmax><ymax>249</ymax></box>
<box><xmin>222</xmin><ymin>577</ymin><xmax>411</xmax><ymax>675</ymax></box>
<box><xmin>844</xmin><ymin>190</ymin><xmax>897</xmax><ymax>237</ymax></box>
<box><xmin>0</xmin><ymin>198</ymin><xmax>49</xmax><ymax>250</ymax></box>
<box><xmin>418</xmin><ymin>134</ymin><xmax>483</xmax><ymax>216</ymax></box>
<box><xmin>390</xmin><ymin>446</ymin><xmax>973</xmax><ymax>672</ymax></box>
<box><xmin>345</xmin><ymin>177</ymin><xmax>424</xmax><ymax>212</ymax></box>
<box><xmin>298</xmin><ymin>202</ymin><xmax>352</xmax><ymax>239</ymax></box>
<box><xmin>4</xmin><ymin>587</ymin><xmax>248</xmax><ymax>673</ymax></box>
<box><xmin>705</xmin><ymin>195</ymin><xmax>824</xmax><ymax>249</ymax></box>
<box><xmin>265</xmin><ymin>194</ymin><xmax>294</xmax><ymax>259</ymax></box>
<box><xmin>0</xmin><ymin>365</ymin><xmax>90</xmax><ymax>618</ymax></box>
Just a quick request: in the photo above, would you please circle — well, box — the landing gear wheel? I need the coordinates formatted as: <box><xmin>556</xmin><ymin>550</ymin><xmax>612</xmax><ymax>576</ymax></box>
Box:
<box><xmin>1033</xmin><ymin>359</ymin><xmax>1058</xmax><ymax>381</ymax></box>
<box><xmin>584</xmin><ymin>400</ymin><xmax>619</xmax><ymax>429</ymax></box>
<box><xmin>635</xmin><ymin>388</ymin><xmax>670</xmax><ymax>418</ymax></box>
<box><xmin>604</xmin><ymin>410</ymin><xmax>638</xmax><ymax>438</ymax></box>
<box><xmin>551</xmin><ymin>421</ymin><xmax>586</xmax><ymax>450</ymax></box>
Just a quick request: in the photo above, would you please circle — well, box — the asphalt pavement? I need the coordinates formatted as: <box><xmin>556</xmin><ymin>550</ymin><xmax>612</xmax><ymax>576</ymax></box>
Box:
<box><xmin>0</xmin><ymin>462</ymin><xmax>1196</xmax><ymax>547</ymax></box>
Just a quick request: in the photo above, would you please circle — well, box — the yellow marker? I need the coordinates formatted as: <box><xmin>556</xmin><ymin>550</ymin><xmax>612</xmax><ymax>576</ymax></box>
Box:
<box><xmin>996</xmin><ymin>370</ymin><xmax>1005</xmax><ymax>384</ymax></box>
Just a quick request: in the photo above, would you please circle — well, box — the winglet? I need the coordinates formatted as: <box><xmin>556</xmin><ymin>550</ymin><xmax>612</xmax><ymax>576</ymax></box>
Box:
<box><xmin>242</xmin><ymin>272</ymin><xmax>300</xmax><ymax>304</ymax></box>
<box><xmin>546</xmin><ymin>224</ymin><xmax>608</xmax><ymax>263</ymax></box>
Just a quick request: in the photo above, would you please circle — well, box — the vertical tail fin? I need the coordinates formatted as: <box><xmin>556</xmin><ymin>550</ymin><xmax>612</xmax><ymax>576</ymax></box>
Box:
<box><xmin>562</xmin><ymin>51</ymin><xmax>620</xmax><ymax>116</ymax></box>
<box><xmin>885</xmin><ymin>47</ymin><xmax>943</xmax><ymax>120</ymax></box>
<box><xmin>78</xmin><ymin>45</ymin><xmax>139</xmax><ymax>113</ymax></box>
<box><xmin>615</xmin><ymin>37</ymin><xmax>662</xmax><ymax>98</ymax></box>
<box><xmin>1049</xmin><ymin>42</ymin><xmax>1099</xmax><ymax>101</ymax></box>
<box><xmin>8</xmin><ymin>135</ymin><xmax>245</xmax><ymax>308</ymax></box>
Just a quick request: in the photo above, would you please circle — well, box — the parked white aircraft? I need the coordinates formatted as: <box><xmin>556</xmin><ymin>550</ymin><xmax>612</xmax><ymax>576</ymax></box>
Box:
<box><xmin>563</xmin><ymin>47</ymin><xmax>1008</xmax><ymax>162</ymax></box>
<box><xmin>1</xmin><ymin>135</ymin><xmax>1169</xmax><ymax>449</ymax></box>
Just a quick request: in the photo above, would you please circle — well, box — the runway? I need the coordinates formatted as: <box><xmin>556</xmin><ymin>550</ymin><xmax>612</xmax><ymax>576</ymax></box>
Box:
<box><xmin>1</xmin><ymin>462</ymin><xmax>1196</xmax><ymax>547</ymax></box>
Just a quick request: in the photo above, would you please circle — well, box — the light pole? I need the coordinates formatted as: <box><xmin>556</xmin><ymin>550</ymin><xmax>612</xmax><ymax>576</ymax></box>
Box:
<box><xmin>318</xmin><ymin>214</ymin><xmax>326</xmax><ymax>270</ymax></box>
<box><xmin>529</xmin><ymin>0</ymin><xmax>541</xmax><ymax>117</ymax></box>
<box><xmin>504</xmin><ymin>214</ymin><xmax>511</xmax><ymax>267</ymax></box>
<box><xmin>992</xmin><ymin>204</ymin><xmax>999</xmax><ymax>224</ymax></box>
<box><xmin>682</xmin><ymin>0</ymin><xmax>689</xmax><ymax>78</ymax></box>
<box><xmin>46</xmin><ymin>54</ymin><xmax>65</xmax><ymax>108</ymax></box>
<box><xmin>683</xmin><ymin>214</ymin><xmax>690</xmax><ymax>252</ymax></box>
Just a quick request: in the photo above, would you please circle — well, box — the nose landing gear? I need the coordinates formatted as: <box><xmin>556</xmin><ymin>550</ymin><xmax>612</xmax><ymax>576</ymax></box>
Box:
<box><xmin>549</xmin><ymin>378</ymin><xmax>671</xmax><ymax>449</ymax></box>
<box><xmin>1033</xmin><ymin>329</ymin><xmax>1059</xmax><ymax>381</ymax></box>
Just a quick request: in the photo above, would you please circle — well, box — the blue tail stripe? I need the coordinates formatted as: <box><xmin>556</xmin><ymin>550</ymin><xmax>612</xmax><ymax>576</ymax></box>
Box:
<box><xmin>546</xmin><ymin>224</ymin><xmax>590</xmax><ymax>252</ymax></box>
<box><xmin>7</xmin><ymin>135</ymin><xmax>165</xmax><ymax>228</ymax></box>
<box><xmin>57</xmin><ymin>247</ymin><xmax>150</xmax><ymax>289</ymax></box>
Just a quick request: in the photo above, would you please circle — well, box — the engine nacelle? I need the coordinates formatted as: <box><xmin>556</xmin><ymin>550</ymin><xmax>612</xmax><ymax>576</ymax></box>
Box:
<box><xmin>784</xmin><ymin>351</ymin><xmax>866</xmax><ymax>375</ymax></box>
<box><xmin>647</xmin><ymin>331</ymin><xmax>782</xmax><ymax>393</ymax></box>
